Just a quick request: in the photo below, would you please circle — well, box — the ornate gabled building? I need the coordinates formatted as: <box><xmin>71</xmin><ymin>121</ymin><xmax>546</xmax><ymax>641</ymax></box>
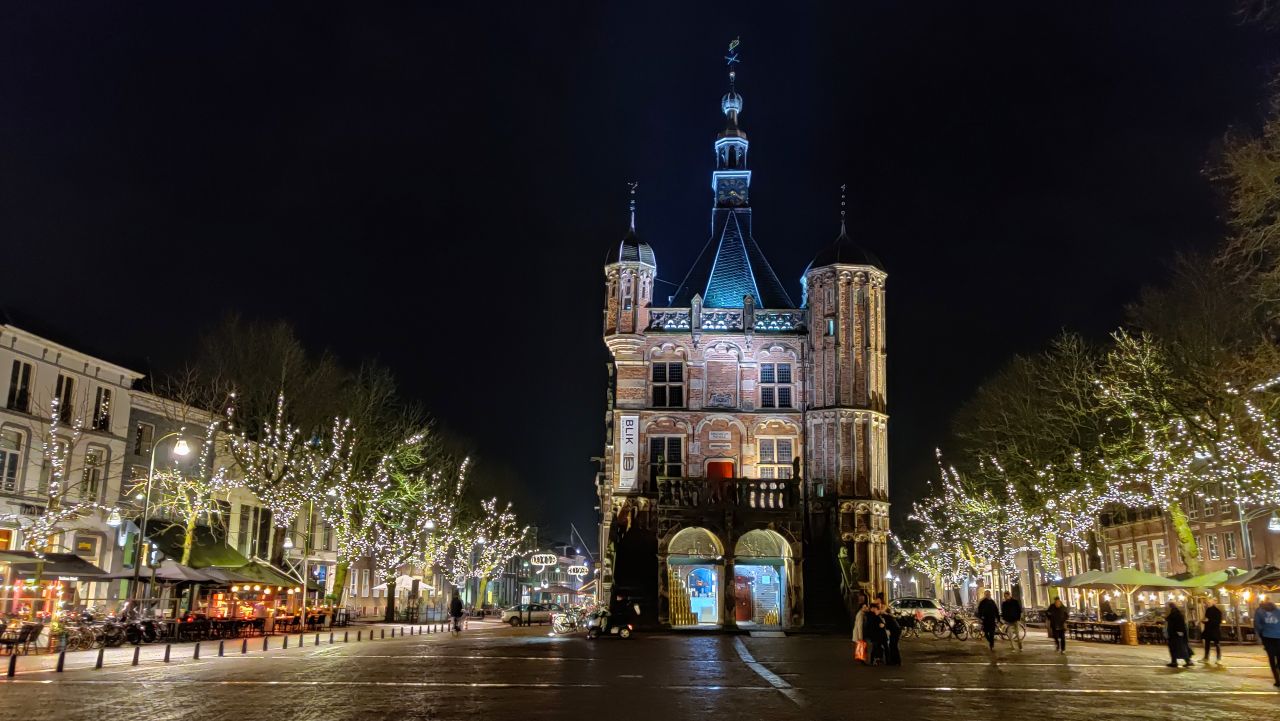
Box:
<box><xmin>596</xmin><ymin>58</ymin><xmax>890</xmax><ymax>630</ymax></box>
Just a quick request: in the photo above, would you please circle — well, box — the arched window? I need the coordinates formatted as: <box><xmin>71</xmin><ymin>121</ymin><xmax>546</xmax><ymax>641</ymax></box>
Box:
<box><xmin>734</xmin><ymin>530</ymin><xmax>791</xmax><ymax>560</ymax></box>
<box><xmin>0</xmin><ymin>427</ymin><xmax>23</xmax><ymax>493</ymax></box>
<box><xmin>668</xmin><ymin>527</ymin><xmax>723</xmax><ymax>558</ymax></box>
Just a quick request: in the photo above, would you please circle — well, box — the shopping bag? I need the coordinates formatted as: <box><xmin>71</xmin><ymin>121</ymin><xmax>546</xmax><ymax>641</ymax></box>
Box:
<box><xmin>854</xmin><ymin>640</ymin><xmax>868</xmax><ymax>662</ymax></box>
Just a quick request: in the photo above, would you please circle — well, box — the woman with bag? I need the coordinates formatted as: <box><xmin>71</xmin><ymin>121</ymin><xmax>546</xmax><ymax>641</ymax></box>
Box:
<box><xmin>852</xmin><ymin>601</ymin><xmax>868</xmax><ymax>664</ymax></box>
<box><xmin>1165</xmin><ymin>602</ymin><xmax>1194</xmax><ymax>668</ymax></box>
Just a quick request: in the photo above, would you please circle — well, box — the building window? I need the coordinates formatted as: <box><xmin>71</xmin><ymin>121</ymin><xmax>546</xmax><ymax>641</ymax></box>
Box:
<box><xmin>759</xmin><ymin>363</ymin><xmax>792</xmax><ymax>409</ymax></box>
<box><xmin>92</xmin><ymin>387</ymin><xmax>112</xmax><ymax>431</ymax></box>
<box><xmin>6</xmin><ymin>361</ymin><xmax>32</xmax><ymax>413</ymax></box>
<box><xmin>36</xmin><ymin>440</ymin><xmax>68</xmax><ymax>496</ymax></box>
<box><xmin>1203</xmin><ymin>497</ymin><xmax>1215</xmax><ymax>517</ymax></box>
<box><xmin>1207</xmin><ymin>534</ymin><xmax>1220</xmax><ymax>561</ymax></box>
<box><xmin>651</xmin><ymin>363</ymin><xmax>684</xmax><ymax>408</ymax></box>
<box><xmin>1109</xmin><ymin>547</ymin><xmax>1122</xmax><ymax>571</ymax></box>
<box><xmin>1</xmin><ymin>428</ymin><xmax>22</xmax><ymax>493</ymax></box>
<box><xmin>1195</xmin><ymin>535</ymin><xmax>1204</xmax><ymax>561</ymax></box>
<box><xmin>648</xmin><ymin>437</ymin><xmax>683</xmax><ymax>481</ymax></box>
<box><xmin>825</xmin><ymin>318</ymin><xmax>835</xmax><ymax>337</ymax></box>
<box><xmin>54</xmin><ymin>375</ymin><xmax>75</xmax><ymax>423</ymax></box>
<box><xmin>1139</xmin><ymin>542</ymin><xmax>1153</xmax><ymax>573</ymax></box>
<box><xmin>322</xmin><ymin>523</ymin><xmax>333</xmax><ymax>551</ymax></box>
<box><xmin>757</xmin><ymin>438</ymin><xmax>794</xmax><ymax>479</ymax></box>
<box><xmin>350</xmin><ymin>569</ymin><xmax>359</xmax><ymax>596</ymax></box>
<box><xmin>1248</xmin><ymin>528</ymin><xmax>1256</xmax><ymax>559</ymax></box>
<box><xmin>1123</xmin><ymin>544</ymin><xmax>1136</xmax><ymax>568</ymax></box>
<box><xmin>622</xmin><ymin>275</ymin><xmax>634</xmax><ymax>311</ymax></box>
<box><xmin>1153</xmin><ymin>539</ymin><xmax>1169</xmax><ymax>575</ymax></box>
<box><xmin>134</xmin><ymin>422</ymin><xmax>155</xmax><ymax>456</ymax></box>
<box><xmin>81</xmin><ymin>447</ymin><xmax>105</xmax><ymax>501</ymax></box>
<box><xmin>1224</xmin><ymin>531</ymin><xmax>1237</xmax><ymax>559</ymax></box>
<box><xmin>1187</xmin><ymin>497</ymin><xmax>1199</xmax><ymax>519</ymax></box>
<box><xmin>361</xmin><ymin>569</ymin><xmax>370</xmax><ymax>597</ymax></box>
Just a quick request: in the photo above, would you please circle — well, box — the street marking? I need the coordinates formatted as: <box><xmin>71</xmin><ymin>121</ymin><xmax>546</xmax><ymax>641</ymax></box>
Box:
<box><xmin>0</xmin><ymin>678</ymin><xmax>777</xmax><ymax>691</ymax></box>
<box><xmin>914</xmin><ymin>661</ymin><xmax>1271</xmax><ymax>669</ymax></box>
<box><xmin>733</xmin><ymin>637</ymin><xmax>806</xmax><ymax>708</ymax></box>
<box><xmin>899</xmin><ymin>686</ymin><xmax>1280</xmax><ymax>695</ymax></box>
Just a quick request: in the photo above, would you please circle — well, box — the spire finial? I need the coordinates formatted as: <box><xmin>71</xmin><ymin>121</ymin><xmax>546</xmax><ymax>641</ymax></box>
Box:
<box><xmin>726</xmin><ymin>36</ymin><xmax>740</xmax><ymax>90</ymax></box>
<box><xmin>628</xmin><ymin>181</ymin><xmax>639</xmax><ymax>232</ymax></box>
<box><xmin>840</xmin><ymin>183</ymin><xmax>847</xmax><ymax>235</ymax></box>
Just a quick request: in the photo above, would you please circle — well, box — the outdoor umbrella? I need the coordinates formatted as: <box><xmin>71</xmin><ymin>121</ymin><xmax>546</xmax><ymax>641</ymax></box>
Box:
<box><xmin>1077</xmin><ymin>568</ymin><xmax>1188</xmax><ymax>616</ymax></box>
<box><xmin>1178</xmin><ymin>569</ymin><xmax>1241</xmax><ymax>591</ymax></box>
<box><xmin>1223</xmin><ymin>565</ymin><xmax>1280</xmax><ymax>591</ymax></box>
<box><xmin>1053</xmin><ymin>569</ymin><xmax>1107</xmax><ymax>587</ymax></box>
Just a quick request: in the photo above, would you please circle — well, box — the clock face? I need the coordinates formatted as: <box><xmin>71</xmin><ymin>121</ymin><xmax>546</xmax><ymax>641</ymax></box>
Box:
<box><xmin>717</xmin><ymin>178</ymin><xmax>748</xmax><ymax>206</ymax></box>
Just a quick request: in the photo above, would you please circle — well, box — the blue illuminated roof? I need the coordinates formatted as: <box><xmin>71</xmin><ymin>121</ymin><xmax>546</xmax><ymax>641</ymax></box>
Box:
<box><xmin>669</xmin><ymin>208</ymin><xmax>794</xmax><ymax>309</ymax></box>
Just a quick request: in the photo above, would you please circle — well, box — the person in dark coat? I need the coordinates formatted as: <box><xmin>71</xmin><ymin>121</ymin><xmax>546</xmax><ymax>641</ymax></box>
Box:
<box><xmin>1201</xmin><ymin>597</ymin><xmax>1223</xmax><ymax>664</ymax></box>
<box><xmin>1000</xmin><ymin>591</ymin><xmax>1024</xmax><ymax>651</ymax></box>
<box><xmin>1046</xmin><ymin>597</ymin><xmax>1069</xmax><ymax>654</ymax></box>
<box><xmin>864</xmin><ymin>603</ymin><xmax>888</xmax><ymax>665</ymax></box>
<box><xmin>976</xmin><ymin>591</ymin><xmax>1000</xmax><ymax>652</ymax></box>
<box><xmin>1165</xmin><ymin>603</ymin><xmax>1194</xmax><ymax>667</ymax></box>
<box><xmin>882</xmin><ymin>611</ymin><xmax>902</xmax><ymax>666</ymax></box>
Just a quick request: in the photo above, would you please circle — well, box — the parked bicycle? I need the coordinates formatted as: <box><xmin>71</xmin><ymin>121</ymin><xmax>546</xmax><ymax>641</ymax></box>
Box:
<box><xmin>933</xmin><ymin>613</ymin><xmax>970</xmax><ymax>641</ymax></box>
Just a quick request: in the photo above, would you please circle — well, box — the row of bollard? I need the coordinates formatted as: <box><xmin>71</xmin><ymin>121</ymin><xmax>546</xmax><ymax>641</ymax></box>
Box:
<box><xmin>5</xmin><ymin>624</ymin><xmax>448</xmax><ymax>677</ymax></box>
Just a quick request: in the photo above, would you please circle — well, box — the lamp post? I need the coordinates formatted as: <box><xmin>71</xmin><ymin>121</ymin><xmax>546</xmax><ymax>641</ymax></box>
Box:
<box><xmin>130</xmin><ymin>431</ymin><xmax>190</xmax><ymax>601</ymax></box>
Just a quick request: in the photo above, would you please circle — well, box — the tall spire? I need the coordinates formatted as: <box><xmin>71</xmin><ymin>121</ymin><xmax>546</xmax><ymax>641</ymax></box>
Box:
<box><xmin>840</xmin><ymin>183</ymin><xmax>848</xmax><ymax>236</ymax></box>
<box><xmin>628</xmin><ymin>181</ymin><xmax>638</xmax><ymax>232</ymax></box>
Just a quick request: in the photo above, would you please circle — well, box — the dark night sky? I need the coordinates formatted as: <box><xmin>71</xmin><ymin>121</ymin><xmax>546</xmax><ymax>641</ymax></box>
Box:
<box><xmin>1</xmin><ymin>2</ymin><xmax>1274</xmax><ymax>543</ymax></box>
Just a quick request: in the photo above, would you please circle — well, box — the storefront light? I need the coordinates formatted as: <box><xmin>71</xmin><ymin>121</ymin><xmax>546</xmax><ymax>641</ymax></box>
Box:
<box><xmin>253</xmin><ymin>585</ymin><xmax>261</xmax><ymax>591</ymax></box>
<box><xmin>231</xmin><ymin>586</ymin><xmax>240</xmax><ymax>593</ymax></box>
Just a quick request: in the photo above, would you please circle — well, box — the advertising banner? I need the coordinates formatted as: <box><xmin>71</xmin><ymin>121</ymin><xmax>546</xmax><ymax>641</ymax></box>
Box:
<box><xmin>619</xmin><ymin>414</ymin><xmax>639</xmax><ymax>491</ymax></box>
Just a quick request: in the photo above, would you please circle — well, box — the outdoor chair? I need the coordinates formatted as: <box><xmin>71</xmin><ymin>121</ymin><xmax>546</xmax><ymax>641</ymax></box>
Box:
<box><xmin>0</xmin><ymin>625</ymin><xmax>33</xmax><ymax>655</ymax></box>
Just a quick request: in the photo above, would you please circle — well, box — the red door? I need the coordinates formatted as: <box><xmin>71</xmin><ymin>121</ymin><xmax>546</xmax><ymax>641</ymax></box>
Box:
<box><xmin>735</xmin><ymin>576</ymin><xmax>753</xmax><ymax>622</ymax></box>
<box><xmin>706</xmin><ymin>461</ymin><xmax>734</xmax><ymax>480</ymax></box>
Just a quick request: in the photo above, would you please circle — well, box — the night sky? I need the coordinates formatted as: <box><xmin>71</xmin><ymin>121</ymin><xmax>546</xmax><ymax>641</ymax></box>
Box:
<box><xmin>1</xmin><ymin>2</ymin><xmax>1275</xmax><ymax>543</ymax></box>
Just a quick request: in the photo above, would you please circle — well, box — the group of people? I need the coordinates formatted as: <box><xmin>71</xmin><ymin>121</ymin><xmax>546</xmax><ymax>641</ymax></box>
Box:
<box><xmin>849</xmin><ymin>590</ymin><xmax>1280</xmax><ymax>688</ymax></box>
<box><xmin>851</xmin><ymin>600</ymin><xmax>902</xmax><ymax>666</ymax></box>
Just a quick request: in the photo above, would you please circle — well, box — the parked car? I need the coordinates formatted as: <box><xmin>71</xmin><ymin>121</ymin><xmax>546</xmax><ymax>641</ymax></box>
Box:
<box><xmin>888</xmin><ymin>597</ymin><xmax>946</xmax><ymax>626</ymax></box>
<box><xmin>500</xmin><ymin>603</ymin><xmax>563</xmax><ymax>626</ymax></box>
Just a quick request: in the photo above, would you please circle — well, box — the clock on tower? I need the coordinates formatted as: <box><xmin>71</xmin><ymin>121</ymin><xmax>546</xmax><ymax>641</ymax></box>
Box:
<box><xmin>716</xmin><ymin>177</ymin><xmax>748</xmax><ymax>207</ymax></box>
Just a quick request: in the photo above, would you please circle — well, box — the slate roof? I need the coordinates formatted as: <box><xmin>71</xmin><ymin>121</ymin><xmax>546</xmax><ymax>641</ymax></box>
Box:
<box><xmin>806</xmin><ymin>223</ymin><xmax>884</xmax><ymax>272</ymax></box>
<box><xmin>605</xmin><ymin>228</ymin><xmax>656</xmax><ymax>266</ymax></box>
<box><xmin>669</xmin><ymin>208</ymin><xmax>794</xmax><ymax>309</ymax></box>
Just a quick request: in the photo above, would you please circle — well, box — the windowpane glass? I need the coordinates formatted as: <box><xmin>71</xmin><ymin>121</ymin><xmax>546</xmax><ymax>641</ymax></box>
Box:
<box><xmin>653</xmin><ymin>386</ymin><xmax>667</xmax><ymax>407</ymax></box>
<box><xmin>668</xmin><ymin>386</ymin><xmax>682</xmax><ymax>407</ymax></box>
<box><xmin>777</xmin><ymin>364</ymin><xmax>792</xmax><ymax>384</ymax></box>
<box><xmin>761</xmin><ymin>387</ymin><xmax>775</xmax><ymax>408</ymax></box>
<box><xmin>777</xmin><ymin>439</ymin><xmax>792</xmax><ymax>461</ymax></box>
<box><xmin>668</xmin><ymin>363</ymin><xmax>683</xmax><ymax>382</ymax></box>
<box><xmin>652</xmin><ymin>364</ymin><xmax>667</xmax><ymax>383</ymax></box>
<box><xmin>759</xmin><ymin>439</ymin><xmax>775</xmax><ymax>463</ymax></box>
<box><xmin>778</xmin><ymin>387</ymin><xmax>792</xmax><ymax>408</ymax></box>
<box><xmin>760</xmin><ymin>364</ymin><xmax>775</xmax><ymax>384</ymax></box>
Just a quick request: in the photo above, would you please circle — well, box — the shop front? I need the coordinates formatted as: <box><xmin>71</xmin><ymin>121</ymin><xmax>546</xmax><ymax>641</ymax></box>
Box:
<box><xmin>665</xmin><ymin>527</ymin><xmax>724</xmax><ymax>628</ymax></box>
<box><xmin>732</xmin><ymin>530</ymin><xmax>791</xmax><ymax>629</ymax></box>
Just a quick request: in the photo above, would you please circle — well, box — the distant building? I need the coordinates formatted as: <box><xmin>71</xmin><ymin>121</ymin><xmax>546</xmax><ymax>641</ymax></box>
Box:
<box><xmin>596</xmin><ymin>58</ymin><xmax>889</xmax><ymax>630</ymax></box>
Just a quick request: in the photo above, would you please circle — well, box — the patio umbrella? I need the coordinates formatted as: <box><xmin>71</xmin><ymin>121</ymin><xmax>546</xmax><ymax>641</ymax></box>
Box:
<box><xmin>1223</xmin><ymin>565</ymin><xmax>1280</xmax><ymax>590</ymax></box>
<box><xmin>1053</xmin><ymin>569</ymin><xmax>1107</xmax><ymax>587</ymax></box>
<box><xmin>153</xmin><ymin>560</ymin><xmax>214</xmax><ymax>583</ymax></box>
<box><xmin>1077</xmin><ymin>568</ymin><xmax>1189</xmax><ymax>616</ymax></box>
<box><xmin>1178</xmin><ymin>569</ymin><xmax>1243</xmax><ymax>591</ymax></box>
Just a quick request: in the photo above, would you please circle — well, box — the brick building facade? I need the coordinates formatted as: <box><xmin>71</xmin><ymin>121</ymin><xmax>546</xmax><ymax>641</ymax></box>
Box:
<box><xmin>596</xmin><ymin>64</ymin><xmax>888</xmax><ymax>630</ymax></box>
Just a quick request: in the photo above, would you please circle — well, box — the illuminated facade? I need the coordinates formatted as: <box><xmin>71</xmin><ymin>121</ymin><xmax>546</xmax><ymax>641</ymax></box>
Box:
<box><xmin>597</xmin><ymin>61</ymin><xmax>889</xmax><ymax>630</ymax></box>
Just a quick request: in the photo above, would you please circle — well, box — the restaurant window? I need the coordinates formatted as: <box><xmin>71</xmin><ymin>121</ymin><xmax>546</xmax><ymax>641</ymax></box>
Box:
<box><xmin>648</xmin><ymin>437</ymin><xmax>683</xmax><ymax>482</ymax></box>
<box><xmin>759</xmin><ymin>363</ymin><xmax>792</xmax><ymax>409</ymax></box>
<box><xmin>55</xmin><ymin>374</ymin><xmax>74</xmax><ymax>423</ymax></box>
<box><xmin>0</xmin><ymin>528</ymin><xmax>12</xmax><ymax>550</ymax></box>
<box><xmin>81</xmin><ymin>447</ymin><xmax>105</xmax><ymax>501</ymax></box>
<box><xmin>1225</xmin><ymin>532</ymin><xmax>1237</xmax><ymax>559</ymax></box>
<box><xmin>134</xmin><ymin>422</ymin><xmax>155</xmax><ymax>456</ymax></box>
<box><xmin>1207</xmin><ymin>534</ymin><xmax>1221</xmax><ymax>561</ymax></box>
<box><xmin>1</xmin><ymin>428</ymin><xmax>22</xmax><ymax>493</ymax></box>
<box><xmin>651</xmin><ymin>363</ymin><xmax>684</xmax><ymax>408</ymax></box>
<box><xmin>757</xmin><ymin>438</ymin><xmax>794</xmax><ymax>479</ymax></box>
<box><xmin>6</xmin><ymin>360</ymin><xmax>32</xmax><ymax>413</ymax></box>
<box><xmin>92</xmin><ymin>387</ymin><xmax>112</xmax><ymax>431</ymax></box>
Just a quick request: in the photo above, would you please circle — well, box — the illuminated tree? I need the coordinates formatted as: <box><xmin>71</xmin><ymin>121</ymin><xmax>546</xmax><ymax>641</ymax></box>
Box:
<box><xmin>141</xmin><ymin>420</ymin><xmax>239</xmax><ymax>566</ymax></box>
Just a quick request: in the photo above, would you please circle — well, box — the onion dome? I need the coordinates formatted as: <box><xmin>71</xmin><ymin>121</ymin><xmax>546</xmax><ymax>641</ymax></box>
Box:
<box><xmin>721</xmin><ymin>91</ymin><xmax>743</xmax><ymax>117</ymax></box>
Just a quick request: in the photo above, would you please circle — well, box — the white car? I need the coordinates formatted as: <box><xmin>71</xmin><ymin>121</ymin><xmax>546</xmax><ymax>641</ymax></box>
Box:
<box><xmin>888</xmin><ymin>597</ymin><xmax>946</xmax><ymax>625</ymax></box>
<box><xmin>500</xmin><ymin>603</ymin><xmax>562</xmax><ymax>626</ymax></box>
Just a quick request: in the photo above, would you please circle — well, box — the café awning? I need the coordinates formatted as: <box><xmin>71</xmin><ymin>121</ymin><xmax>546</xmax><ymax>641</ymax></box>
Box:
<box><xmin>0</xmin><ymin>551</ymin><xmax>109</xmax><ymax>578</ymax></box>
<box><xmin>143</xmin><ymin>524</ymin><xmax>250</xmax><ymax>569</ymax></box>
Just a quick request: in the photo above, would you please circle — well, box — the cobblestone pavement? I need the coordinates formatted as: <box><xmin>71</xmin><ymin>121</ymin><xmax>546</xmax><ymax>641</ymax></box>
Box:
<box><xmin>2</xmin><ymin>625</ymin><xmax>1277</xmax><ymax>721</ymax></box>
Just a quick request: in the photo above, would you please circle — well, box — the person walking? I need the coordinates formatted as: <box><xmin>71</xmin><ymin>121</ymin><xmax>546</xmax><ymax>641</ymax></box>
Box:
<box><xmin>883</xmin><ymin>609</ymin><xmax>903</xmax><ymax>666</ymax></box>
<box><xmin>449</xmin><ymin>593</ymin><xmax>465</xmax><ymax>635</ymax></box>
<box><xmin>1201</xmin><ymin>597</ymin><xmax>1223</xmax><ymax>665</ymax></box>
<box><xmin>1046</xmin><ymin>597</ymin><xmax>1069</xmax><ymax>654</ymax></box>
<box><xmin>977</xmin><ymin>590</ymin><xmax>1000</xmax><ymax>653</ymax></box>
<box><xmin>1253</xmin><ymin>598</ymin><xmax>1280</xmax><ymax>687</ymax></box>
<box><xmin>1165</xmin><ymin>602</ymin><xmax>1194</xmax><ymax>668</ymax></box>
<box><xmin>1000</xmin><ymin>591</ymin><xmax>1024</xmax><ymax>651</ymax></box>
<box><xmin>864</xmin><ymin>603</ymin><xmax>888</xmax><ymax>665</ymax></box>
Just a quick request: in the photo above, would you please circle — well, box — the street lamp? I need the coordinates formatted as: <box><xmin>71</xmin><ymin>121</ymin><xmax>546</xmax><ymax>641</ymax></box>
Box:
<box><xmin>130</xmin><ymin>430</ymin><xmax>190</xmax><ymax>601</ymax></box>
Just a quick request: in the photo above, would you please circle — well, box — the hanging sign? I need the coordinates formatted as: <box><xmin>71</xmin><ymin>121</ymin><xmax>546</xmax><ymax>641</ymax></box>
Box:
<box><xmin>619</xmin><ymin>415</ymin><xmax>639</xmax><ymax>491</ymax></box>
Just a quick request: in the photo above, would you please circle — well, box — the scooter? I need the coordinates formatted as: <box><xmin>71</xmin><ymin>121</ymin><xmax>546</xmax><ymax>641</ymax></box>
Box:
<box><xmin>585</xmin><ymin>600</ymin><xmax>640</xmax><ymax>640</ymax></box>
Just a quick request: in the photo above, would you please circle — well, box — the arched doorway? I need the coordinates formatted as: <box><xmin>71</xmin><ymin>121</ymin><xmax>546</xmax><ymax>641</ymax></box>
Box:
<box><xmin>613</xmin><ymin>527</ymin><xmax>658</xmax><ymax>626</ymax></box>
<box><xmin>666</xmin><ymin>527</ymin><xmax>724</xmax><ymax>627</ymax></box>
<box><xmin>733</xmin><ymin>529</ymin><xmax>792</xmax><ymax>628</ymax></box>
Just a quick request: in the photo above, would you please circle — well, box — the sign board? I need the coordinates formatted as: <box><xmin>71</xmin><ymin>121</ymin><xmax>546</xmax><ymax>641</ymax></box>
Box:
<box><xmin>708</xmin><ymin>431</ymin><xmax>732</xmax><ymax>441</ymax></box>
<box><xmin>619</xmin><ymin>415</ymin><xmax>639</xmax><ymax>491</ymax></box>
<box><xmin>708</xmin><ymin>443</ymin><xmax>733</xmax><ymax>451</ymax></box>
<box><xmin>73</xmin><ymin>534</ymin><xmax>98</xmax><ymax>557</ymax></box>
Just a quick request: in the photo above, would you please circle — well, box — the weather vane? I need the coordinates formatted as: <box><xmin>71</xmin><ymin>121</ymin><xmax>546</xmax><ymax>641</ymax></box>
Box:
<box><xmin>725</xmin><ymin>36</ymin><xmax>740</xmax><ymax>66</ymax></box>
<box><xmin>628</xmin><ymin>181</ymin><xmax>639</xmax><ymax>231</ymax></box>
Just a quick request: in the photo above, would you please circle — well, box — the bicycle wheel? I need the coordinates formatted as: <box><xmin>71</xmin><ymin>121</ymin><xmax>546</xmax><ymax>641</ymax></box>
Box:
<box><xmin>919</xmin><ymin>617</ymin><xmax>937</xmax><ymax>634</ymax></box>
<box><xmin>954</xmin><ymin>622</ymin><xmax>969</xmax><ymax>641</ymax></box>
<box><xmin>932</xmin><ymin>618</ymin><xmax>950</xmax><ymax>639</ymax></box>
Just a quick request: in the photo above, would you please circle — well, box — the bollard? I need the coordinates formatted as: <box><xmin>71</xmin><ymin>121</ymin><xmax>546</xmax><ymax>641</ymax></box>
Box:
<box><xmin>263</xmin><ymin>636</ymin><xmax>269</xmax><ymax>652</ymax></box>
<box><xmin>329</xmin><ymin>632</ymin><xmax>334</xmax><ymax>644</ymax></box>
<box><xmin>133</xmin><ymin>646</ymin><xmax>141</xmax><ymax>666</ymax></box>
<box><xmin>7</xmin><ymin>653</ymin><xmax>17</xmax><ymax>677</ymax></box>
<box><xmin>391</xmin><ymin>628</ymin><xmax>396</xmax><ymax>638</ymax></box>
<box><xmin>299</xmin><ymin>634</ymin><xmax>305</xmax><ymax>647</ymax></box>
<box><xmin>344</xmin><ymin>631</ymin><xmax>349</xmax><ymax>643</ymax></box>
<box><xmin>357</xmin><ymin>631</ymin><xmax>362</xmax><ymax>642</ymax></box>
<box><xmin>283</xmin><ymin>636</ymin><xmax>289</xmax><ymax>649</ymax></box>
<box><xmin>96</xmin><ymin>647</ymin><xmax>105</xmax><ymax>669</ymax></box>
<box><xmin>193</xmin><ymin>642</ymin><xmax>201</xmax><ymax>660</ymax></box>
<box><xmin>242</xmin><ymin>638</ymin><xmax>248</xmax><ymax>654</ymax></box>
<box><xmin>380</xmin><ymin>629</ymin><xmax>385</xmax><ymax>639</ymax></box>
<box><xmin>56</xmin><ymin>650</ymin><xmax>66</xmax><ymax>673</ymax></box>
<box><xmin>164</xmin><ymin>644</ymin><xmax>171</xmax><ymax>663</ymax></box>
<box><xmin>218</xmin><ymin>641</ymin><xmax>225</xmax><ymax>657</ymax></box>
<box><xmin>315</xmin><ymin>633</ymin><xmax>320</xmax><ymax>646</ymax></box>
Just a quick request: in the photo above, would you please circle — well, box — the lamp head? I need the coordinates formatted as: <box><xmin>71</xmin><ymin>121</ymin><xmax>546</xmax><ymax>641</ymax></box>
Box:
<box><xmin>283</xmin><ymin>535</ymin><xmax>295</xmax><ymax>550</ymax></box>
<box><xmin>106</xmin><ymin>507</ymin><xmax>122</xmax><ymax>528</ymax></box>
<box><xmin>172</xmin><ymin>438</ymin><xmax>191</xmax><ymax>457</ymax></box>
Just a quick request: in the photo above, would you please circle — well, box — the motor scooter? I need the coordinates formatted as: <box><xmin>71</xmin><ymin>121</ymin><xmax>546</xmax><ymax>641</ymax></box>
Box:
<box><xmin>585</xmin><ymin>599</ymin><xmax>640</xmax><ymax>639</ymax></box>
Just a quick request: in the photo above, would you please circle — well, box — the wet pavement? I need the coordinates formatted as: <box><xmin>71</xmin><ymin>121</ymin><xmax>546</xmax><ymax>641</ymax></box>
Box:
<box><xmin>2</xmin><ymin>624</ymin><xmax>1278</xmax><ymax>720</ymax></box>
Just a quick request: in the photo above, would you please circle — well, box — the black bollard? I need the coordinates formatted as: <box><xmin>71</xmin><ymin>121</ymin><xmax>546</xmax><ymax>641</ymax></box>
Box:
<box><xmin>132</xmin><ymin>646</ymin><xmax>141</xmax><ymax>666</ymax></box>
<box><xmin>56</xmin><ymin>650</ymin><xmax>66</xmax><ymax>673</ymax></box>
<box><xmin>242</xmin><ymin>638</ymin><xmax>248</xmax><ymax>654</ymax></box>
<box><xmin>328</xmin><ymin>632</ymin><xmax>333</xmax><ymax>644</ymax></box>
<box><xmin>315</xmin><ymin>633</ymin><xmax>320</xmax><ymax>646</ymax></box>
<box><xmin>7</xmin><ymin>653</ymin><xmax>17</xmax><ymax>677</ymax></box>
<box><xmin>95</xmin><ymin>647</ymin><xmax>105</xmax><ymax>669</ymax></box>
<box><xmin>357</xmin><ymin>630</ymin><xmax>362</xmax><ymax>641</ymax></box>
<box><xmin>164</xmin><ymin>644</ymin><xmax>171</xmax><ymax>663</ymax></box>
<box><xmin>263</xmin><ymin>636</ymin><xmax>269</xmax><ymax>652</ymax></box>
<box><xmin>218</xmin><ymin>640</ymin><xmax>225</xmax><ymax>657</ymax></box>
<box><xmin>193</xmin><ymin>642</ymin><xmax>200</xmax><ymax>660</ymax></box>
<box><xmin>283</xmin><ymin>636</ymin><xmax>289</xmax><ymax>649</ymax></box>
<box><xmin>298</xmin><ymin>633</ymin><xmax>305</xmax><ymax>647</ymax></box>
<box><xmin>344</xmin><ymin>631</ymin><xmax>349</xmax><ymax>643</ymax></box>
<box><xmin>380</xmin><ymin>629</ymin><xmax>385</xmax><ymax>639</ymax></box>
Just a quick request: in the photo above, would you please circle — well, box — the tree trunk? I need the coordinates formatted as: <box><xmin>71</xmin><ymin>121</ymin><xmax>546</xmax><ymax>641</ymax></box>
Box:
<box><xmin>331</xmin><ymin>561</ymin><xmax>350</xmax><ymax>606</ymax></box>
<box><xmin>181</xmin><ymin>514</ymin><xmax>198</xmax><ymax>566</ymax></box>
<box><xmin>383</xmin><ymin>578</ymin><xmax>397</xmax><ymax>623</ymax></box>
<box><xmin>476</xmin><ymin>577</ymin><xmax>490</xmax><ymax>610</ymax></box>
<box><xmin>1166</xmin><ymin>500</ymin><xmax>1201</xmax><ymax>576</ymax></box>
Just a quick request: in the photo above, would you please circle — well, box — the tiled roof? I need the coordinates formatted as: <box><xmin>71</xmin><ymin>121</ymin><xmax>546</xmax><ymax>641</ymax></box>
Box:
<box><xmin>669</xmin><ymin>208</ymin><xmax>794</xmax><ymax>309</ymax></box>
